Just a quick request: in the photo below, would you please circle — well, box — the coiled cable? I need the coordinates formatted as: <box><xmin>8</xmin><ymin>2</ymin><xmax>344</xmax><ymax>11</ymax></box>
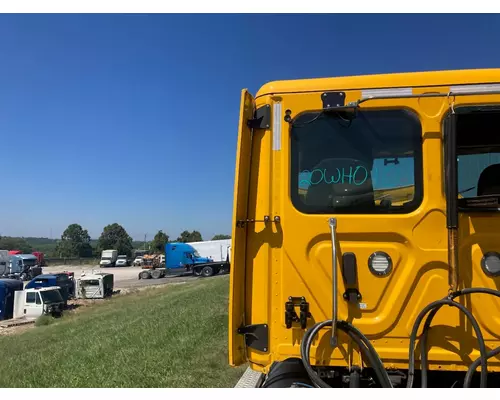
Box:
<box><xmin>418</xmin><ymin>288</ymin><xmax>500</xmax><ymax>388</ymax></box>
<box><xmin>300</xmin><ymin>287</ymin><xmax>500</xmax><ymax>389</ymax></box>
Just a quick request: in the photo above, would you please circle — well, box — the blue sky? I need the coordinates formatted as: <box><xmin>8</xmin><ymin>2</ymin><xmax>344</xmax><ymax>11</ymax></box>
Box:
<box><xmin>1</xmin><ymin>14</ymin><xmax>499</xmax><ymax>240</ymax></box>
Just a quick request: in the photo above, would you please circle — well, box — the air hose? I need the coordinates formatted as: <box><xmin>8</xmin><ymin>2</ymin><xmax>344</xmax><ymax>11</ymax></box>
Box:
<box><xmin>300</xmin><ymin>320</ymin><xmax>393</xmax><ymax>388</ymax></box>
<box><xmin>417</xmin><ymin>288</ymin><xmax>500</xmax><ymax>388</ymax></box>
<box><xmin>464</xmin><ymin>346</ymin><xmax>500</xmax><ymax>388</ymax></box>
<box><xmin>406</xmin><ymin>298</ymin><xmax>488</xmax><ymax>388</ymax></box>
<box><xmin>300</xmin><ymin>287</ymin><xmax>500</xmax><ymax>389</ymax></box>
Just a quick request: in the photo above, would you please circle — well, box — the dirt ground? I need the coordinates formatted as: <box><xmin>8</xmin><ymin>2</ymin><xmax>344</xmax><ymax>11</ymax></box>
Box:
<box><xmin>40</xmin><ymin>265</ymin><xmax>197</xmax><ymax>289</ymax></box>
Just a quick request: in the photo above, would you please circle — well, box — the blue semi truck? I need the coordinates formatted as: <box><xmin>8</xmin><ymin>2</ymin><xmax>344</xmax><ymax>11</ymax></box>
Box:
<box><xmin>25</xmin><ymin>273</ymin><xmax>75</xmax><ymax>305</ymax></box>
<box><xmin>0</xmin><ymin>279</ymin><xmax>24</xmax><ymax>320</ymax></box>
<box><xmin>138</xmin><ymin>242</ymin><xmax>230</xmax><ymax>280</ymax></box>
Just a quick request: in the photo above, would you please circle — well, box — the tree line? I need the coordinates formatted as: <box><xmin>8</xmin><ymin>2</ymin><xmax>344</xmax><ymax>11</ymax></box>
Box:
<box><xmin>0</xmin><ymin>225</ymin><xmax>231</xmax><ymax>258</ymax></box>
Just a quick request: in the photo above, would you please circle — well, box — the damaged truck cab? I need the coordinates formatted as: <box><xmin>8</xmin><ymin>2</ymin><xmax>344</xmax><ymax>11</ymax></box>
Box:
<box><xmin>229</xmin><ymin>69</ymin><xmax>500</xmax><ymax>388</ymax></box>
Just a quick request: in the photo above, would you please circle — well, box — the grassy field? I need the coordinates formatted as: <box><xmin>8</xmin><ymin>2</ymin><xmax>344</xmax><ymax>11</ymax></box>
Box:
<box><xmin>0</xmin><ymin>275</ymin><xmax>246</xmax><ymax>388</ymax></box>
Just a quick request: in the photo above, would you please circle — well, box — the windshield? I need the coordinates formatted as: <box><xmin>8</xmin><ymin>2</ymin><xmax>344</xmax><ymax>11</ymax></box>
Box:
<box><xmin>118</xmin><ymin>256</ymin><xmax>127</xmax><ymax>260</ymax></box>
<box><xmin>101</xmin><ymin>257</ymin><xmax>112</xmax><ymax>260</ymax></box>
<box><xmin>291</xmin><ymin>109</ymin><xmax>422</xmax><ymax>214</ymax></box>
<box><xmin>22</xmin><ymin>259</ymin><xmax>37</xmax><ymax>267</ymax></box>
<box><xmin>41</xmin><ymin>290</ymin><xmax>63</xmax><ymax>303</ymax></box>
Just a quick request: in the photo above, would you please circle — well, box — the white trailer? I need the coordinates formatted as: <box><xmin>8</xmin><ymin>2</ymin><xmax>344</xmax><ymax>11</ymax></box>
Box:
<box><xmin>187</xmin><ymin>239</ymin><xmax>231</xmax><ymax>263</ymax></box>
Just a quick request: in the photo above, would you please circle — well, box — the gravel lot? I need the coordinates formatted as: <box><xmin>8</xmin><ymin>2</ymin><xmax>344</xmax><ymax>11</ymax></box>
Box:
<box><xmin>40</xmin><ymin>265</ymin><xmax>199</xmax><ymax>289</ymax></box>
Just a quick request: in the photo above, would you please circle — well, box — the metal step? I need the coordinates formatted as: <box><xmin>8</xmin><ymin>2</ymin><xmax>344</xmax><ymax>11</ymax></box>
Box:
<box><xmin>234</xmin><ymin>366</ymin><xmax>264</xmax><ymax>388</ymax></box>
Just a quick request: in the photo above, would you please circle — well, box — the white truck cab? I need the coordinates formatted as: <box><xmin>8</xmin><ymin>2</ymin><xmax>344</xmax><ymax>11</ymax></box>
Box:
<box><xmin>133</xmin><ymin>256</ymin><xmax>143</xmax><ymax>266</ymax></box>
<box><xmin>13</xmin><ymin>286</ymin><xmax>64</xmax><ymax>319</ymax></box>
<box><xmin>115</xmin><ymin>255</ymin><xmax>129</xmax><ymax>267</ymax></box>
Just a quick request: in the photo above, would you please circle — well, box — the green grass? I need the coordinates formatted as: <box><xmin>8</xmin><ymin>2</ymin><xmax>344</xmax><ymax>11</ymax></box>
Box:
<box><xmin>0</xmin><ymin>275</ymin><xmax>246</xmax><ymax>388</ymax></box>
<box><xmin>34</xmin><ymin>315</ymin><xmax>55</xmax><ymax>327</ymax></box>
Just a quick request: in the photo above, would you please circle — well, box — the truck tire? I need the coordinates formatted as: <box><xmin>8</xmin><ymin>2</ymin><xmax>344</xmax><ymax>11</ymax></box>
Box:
<box><xmin>151</xmin><ymin>270</ymin><xmax>162</xmax><ymax>279</ymax></box>
<box><xmin>201</xmin><ymin>266</ymin><xmax>214</xmax><ymax>278</ymax></box>
<box><xmin>262</xmin><ymin>358</ymin><xmax>313</xmax><ymax>388</ymax></box>
<box><xmin>139</xmin><ymin>270</ymin><xmax>151</xmax><ymax>280</ymax></box>
<box><xmin>193</xmin><ymin>269</ymin><xmax>202</xmax><ymax>277</ymax></box>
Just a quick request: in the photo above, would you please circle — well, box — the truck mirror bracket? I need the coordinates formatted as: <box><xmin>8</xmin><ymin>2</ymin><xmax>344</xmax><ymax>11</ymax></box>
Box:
<box><xmin>247</xmin><ymin>104</ymin><xmax>271</xmax><ymax>130</ymax></box>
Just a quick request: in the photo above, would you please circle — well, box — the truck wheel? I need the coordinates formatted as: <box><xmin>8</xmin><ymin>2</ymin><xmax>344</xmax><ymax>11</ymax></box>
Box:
<box><xmin>201</xmin><ymin>266</ymin><xmax>214</xmax><ymax>277</ymax></box>
<box><xmin>139</xmin><ymin>271</ymin><xmax>151</xmax><ymax>280</ymax></box>
<box><xmin>151</xmin><ymin>270</ymin><xmax>162</xmax><ymax>279</ymax></box>
<box><xmin>193</xmin><ymin>269</ymin><xmax>202</xmax><ymax>277</ymax></box>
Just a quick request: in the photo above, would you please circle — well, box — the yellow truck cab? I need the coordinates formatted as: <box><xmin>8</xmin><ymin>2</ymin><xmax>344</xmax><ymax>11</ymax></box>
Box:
<box><xmin>229</xmin><ymin>69</ymin><xmax>500</xmax><ymax>388</ymax></box>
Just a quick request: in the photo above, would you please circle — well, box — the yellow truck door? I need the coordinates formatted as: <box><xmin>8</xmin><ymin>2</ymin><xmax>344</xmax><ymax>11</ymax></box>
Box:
<box><xmin>229</xmin><ymin>89</ymin><xmax>258</xmax><ymax>366</ymax></box>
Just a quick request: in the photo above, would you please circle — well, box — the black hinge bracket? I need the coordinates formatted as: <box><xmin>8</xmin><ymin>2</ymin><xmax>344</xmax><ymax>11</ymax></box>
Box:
<box><xmin>236</xmin><ymin>215</ymin><xmax>280</xmax><ymax>228</ymax></box>
<box><xmin>321</xmin><ymin>91</ymin><xmax>346</xmax><ymax>109</ymax></box>
<box><xmin>343</xmin><ymin>288</ymin><xmax>362</xmax><ymax>303</ymax></box>
<box><xmin>285</xmin><ymin>296</ymin><xmax>311</xmax><ymax>329</ymax></box>
<box><xmin>237</xmin><ymin>323</ymin><xmax>269</xmax><ymax>352</ymax></box>
<box><xmin>247</xmin><ymin>104</ymin><xmax>271</xmax><ymax>130</ymax></box>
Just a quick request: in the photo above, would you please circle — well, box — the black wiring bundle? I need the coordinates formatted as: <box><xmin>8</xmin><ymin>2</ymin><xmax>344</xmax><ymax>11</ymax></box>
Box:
<box><xmin>299</xmin><ymin>287</ymin><xmax>500</xmax><ymax>388</ymax></box>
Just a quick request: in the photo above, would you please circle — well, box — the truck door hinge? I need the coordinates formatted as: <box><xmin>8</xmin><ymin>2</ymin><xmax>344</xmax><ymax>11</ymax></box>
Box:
<box><xmin>237</xmin><ymin>323</ymin><xmax>269</xmax><ymax>352</ymax></box>
<box><xmin>285</xmin><ymin>297</ymin><xmax>311</xmax><ymax>329</ymax></box>
<box><xmin>236</xmin><ymin>215</ymin><xmax>280</xmax><ymax>228</ymax></box>
<box><xmin>247</xmin><ymin>104</ymin><xmax>271</xmax><ymax>130</ymax></box>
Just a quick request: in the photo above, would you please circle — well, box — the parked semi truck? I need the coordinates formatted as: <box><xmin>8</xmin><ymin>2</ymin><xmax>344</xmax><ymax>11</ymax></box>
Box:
<box><xmin>138</xmin><ymin>242</ymin><xmax>229</xmax><ymax>280</ymax></box>
<box><xmin>3</xmin><ymin>254</ymin><xmax>42</xmax><ymax>281</ymax></box>
<box><xmin>0</xmin><ymin>251</ymin><xmax>9</xmax><ymax>277</ymax></box>
<box><xmin>0</xmin><ymin>279</ymin><xmax>24</xmax><ymax>320</ymax></box>
<box><xmin>100</xmin><ymin>250</ymin><xmax>118</xmax><ymax>267</ymax></box>
<box><xmin>32</xmin><ymin>251</ymin><xmax>46</xmax><ymax>267</ymax></box>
